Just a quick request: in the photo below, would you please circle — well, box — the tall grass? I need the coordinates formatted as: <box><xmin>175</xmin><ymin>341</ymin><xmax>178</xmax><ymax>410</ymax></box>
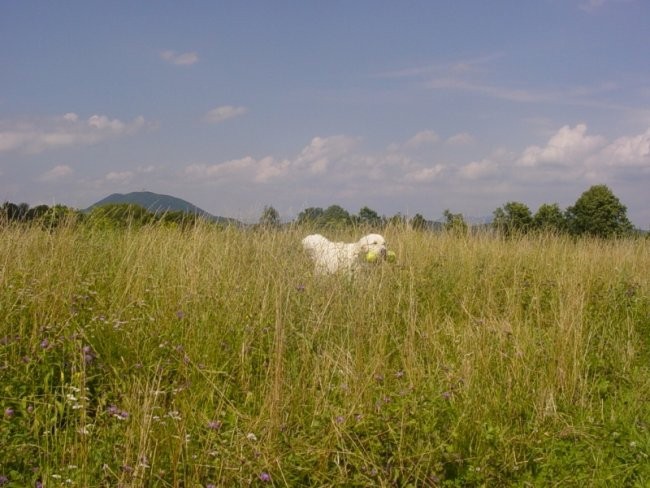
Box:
<box><xmin>1</xmin><ymin>223</ymin><xmax>648</xmax><ymax>486</ymax></box>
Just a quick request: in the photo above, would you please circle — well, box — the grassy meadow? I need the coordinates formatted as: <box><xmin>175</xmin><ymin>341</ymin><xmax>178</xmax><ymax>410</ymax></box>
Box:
<box><xmin>1</xmin><ymin>223</ymin><xmax>649</xmax><ymax>486</ymax></box>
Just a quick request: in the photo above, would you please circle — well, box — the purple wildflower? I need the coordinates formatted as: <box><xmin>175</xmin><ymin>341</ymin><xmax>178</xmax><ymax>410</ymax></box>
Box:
<box><xmin>175</xmin><ymin>310</ymin><xmax>185</xmax><ymax>320</ymax></box>
<box><xmin>206</xmin><ymin>484</ymin><xmax>216</xmax><ymax>488</ymax></box>
<box><xmin>40</xmin><ymin>339</ymin><xmax>49</xmax><ymax>349</ymax></box>
<box><xmin>335</xmin><ymin>415</ymin><xmax>345</xmax><ymax>424</ymax></box>
<box><xmin>259</xmin><ymin>472</ymin><xmax>271</xmax><ymax>482</ymax></box>
<box><xmin>295</xmin><ymin>284</ymin><xmax>306</xmax><ymax>292</ymax></box>
<box><xmin>441</xmin><ymin>391</ymin><xmax>452</xmax><ymax>400</ymax></box>
<box><xmin>0</xmin><ymin>475</ymin><xmax>8</xmax><ymax>486</ymax></box>
<box><xmin>4</xmin><ymin>407</ymin><xmax>14</xmax><ymax>418</ymax></box>
<box><xmin>35</xmin><ymin>481</ymin><xmax>43</xmax><ymax>488</ymax></box>
<box><xmin>108</xmin><ymin>405</ymin><xmax>129</xmax><ymax>419</ymax></box>
<box><xmin>83</xmin><ymin>345</ymin><xmax>96</xmax><ymax>364</ymax></box>
<box><xmin>207</xmin><ymin>420</ymin><xmax>222</xmax><ymax>431</ymax></box>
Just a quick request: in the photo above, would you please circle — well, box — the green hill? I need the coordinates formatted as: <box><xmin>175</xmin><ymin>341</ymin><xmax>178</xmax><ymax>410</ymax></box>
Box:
<box><xmin>85</xmin><ymin>191</ymin><xmax>237</xmax><ymax>224</ymax></box>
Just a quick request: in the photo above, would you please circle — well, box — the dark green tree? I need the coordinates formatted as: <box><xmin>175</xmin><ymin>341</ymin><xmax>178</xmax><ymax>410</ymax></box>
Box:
<box><xmin>443</xmin><ymin>209</ymin><xmax>468</xmax><ymax>235</ymax></box>
<box><xmin>386</xmin><ymin>212</ymin><xmax>408</xmax><ymax>229</ymax></box>
<box><xmin>410</xmin><ymin>213</ymin><xmax>429</xmax><ymax>231</ymax></box>
<box><xmin>566</xmin><ymin>185</ymin><xmax>633</xmax><ymax>238</ymax></box>
<box><xmin>357</xmin><ymin>206</ymin><xmax>382</xmax><ymax>227</ymax></box>
<box><xmin>1</xmin><ymin>202</ymin><xmax>30</xmax><ymax>222</ymax></box>
<box><xmin>1</xmin><ymin>202</ymin><xmax>19</xmax><ymax>222</ymax></box>
<box><xmin>492</xmin><ymin>202</ymin><xmax>533</xmax><ymax>236</ymax></box>
<box><xmin>87</xmin><ymin>203</ymin><xmax>153</xmax><ymax>228</ymax></box>
<box><xmin>296</xmin><ymin>207</ymin><xmax>324</xmax><ymax>225</ymax></box>
<box><xmin>533</xmin><ymin>203</ymin><xmax>567</xmax><ymax>233</ymax></box>
<box><xmin>321</xmin><ymin>205</ymin><xmax>352</xmax><ymax>227</ymax></box>
<box><xmin>259</xmin><ymin>205</ymin><xmax>281</xmax><ymax>228</ymax></box>
<box><xmin>27</xmin><ymin>205</ymin><xmax>50</xmax><ymax>221</ymax></box>
<box><xmin>40</xmin><ymin>205</ymin><xmax>79</xmax><ymax>228</ymax></box>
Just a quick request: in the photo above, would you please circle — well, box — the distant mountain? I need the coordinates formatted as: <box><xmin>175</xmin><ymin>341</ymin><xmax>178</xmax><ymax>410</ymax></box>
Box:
<box><xmin>85</xmin><ymin>191</ymin><xmax>238</xmax><ymax>224</ymax></box>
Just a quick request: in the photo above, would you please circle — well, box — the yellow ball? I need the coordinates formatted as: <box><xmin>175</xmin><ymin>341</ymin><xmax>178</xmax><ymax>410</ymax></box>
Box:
<box><xmin>386</xmin><ymin>250</ymin><xmax>397</xmax><ymax>263</ymax></box>
<box><xmin>365</xmin><ymin>251</ymin><xmax>380</xmax><ymax>263</ymax></box>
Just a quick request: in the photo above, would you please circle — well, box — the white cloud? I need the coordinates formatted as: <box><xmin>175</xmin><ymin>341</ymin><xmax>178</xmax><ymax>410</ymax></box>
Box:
<box><xmin>160</xmin><ymin>50</ymin><xmax>199</xmax><ymax>66</ymax></box>
<box><xmin>447</xmin><ymin>132</ymin><xmax>474</xmax><ymax>146</ymax></box>
<box><xmin>596</xmin><ymin>128</ymin><xmax>650</xmax><ymax>167</ymax></box>
<box><xmin>294</xmin><ymin>135</ymin><xmax>360</xmax><ymax>174</ymax></box>
<box><xmin>181</xmin><ymin>134</ymin><xmax>454</xmax><ymax>194</ymax></box>
<box><xmin>402</xmin><ymin>165</ymin><xmax>444</xmax><ymax>183</ymax></box>
<box><xmin>204</xmin><ymin>105</ymin><xmax>248</xmax><ymax>124</ymax></box>
<box><xmin>405</xmin><ymin>130</ymin><xmax>440</xmax><ymax>148</ymax></box>
<box><xmin>105</xmin><ymin>171</ymin><xmax>133</xmax><ymax>183</ymax></box>
<box><xmin>184</xmin><ymin>157</ymin><xmax>256</xmax><ymax>182</ymax></box>
<box><xmin>39</xmin><ymin>164</ymin><xmax>73</xmax><ymax>182</ymax></box>
<box><xmin>136</xmin><ymin>165</ymin><xmax>157</xmax><ymax>174</ymax></box>
<box><xmin>517</xmin><ymin>124</ymin><xmax>606</xmax><ymax>167</ymax></box>
<box><xmin>254</xmin><ymin>156</ymin><xmax>291</xmax><ymax>183</ymax></box>
<box><xmin>184</xmin><ymin>155</ymin><xmax>292</xmax><ymax>184</ymax></box>
<box><xmin>0</xmin><ymin>113</ymin><xmax>147</xmax><ymax>154</ymax></box>
<box><xmin>459</xmin><ymin>159</ymin><xmax>498</xmax><ymax>179</ymax></box>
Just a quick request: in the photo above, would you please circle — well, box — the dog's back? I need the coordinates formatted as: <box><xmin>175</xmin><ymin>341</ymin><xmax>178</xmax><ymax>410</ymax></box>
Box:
<box><xmin>302</xmin><ymin>234</ymin><xmax>357</xmax><ymax>275</ymax></box>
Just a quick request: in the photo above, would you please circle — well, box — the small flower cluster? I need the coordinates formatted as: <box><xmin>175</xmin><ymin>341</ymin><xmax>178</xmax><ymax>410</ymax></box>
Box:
<box><xmin>107</xmin><ymin>404</ymin><xmax>129</xmax><ymax>420</ymax></box>
<box><xmin>83</xmin><ymin>345</ymin><xmax>96</xmax><ymax>364</ymax></box>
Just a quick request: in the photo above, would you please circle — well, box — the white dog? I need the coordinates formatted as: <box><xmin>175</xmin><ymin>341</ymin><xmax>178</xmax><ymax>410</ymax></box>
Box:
<box><xmin>302</xmin><ymin>233</ymin><xmax>387</xmax><ymax>275</ymax></box>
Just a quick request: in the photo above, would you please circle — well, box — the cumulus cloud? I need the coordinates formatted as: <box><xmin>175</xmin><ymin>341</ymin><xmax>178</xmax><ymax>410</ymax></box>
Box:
<box><xmin>447</xmin><ymin>132</ymin><xmax>474</xmax><ymax>146</ymax></box>
<box><xmin>405</xmin><ymin>130</ymin><xmax>440</xmax><ymax>148</ymax></box>
<box><xmin>105</xmin><ymin>171</ymin><xmax>134</xmax><ymax>183</ymax></box>
<box><xmin>174</xmin><ymin>124</ymin><xmax>647</xmax><ymax>214</ymax></box>
<box><xmin>0</xmin><ymin>113</ymin><xmax>147</xmax><ymax>154</ymax></box>
<box><xmin>183</xmin><ymin>135</ymin><xmax>361</xmax><ymax>185</ymax></box>
<box><xmin>402</xmin><ymin>165</ymin><xmax>444</xmax><ymax>183</ymax></box>
<box><xmin>294</xmin><ymin>135</ymin><xmax>360</xmax><ymax>174</ymax></box>
<box><xmin>204</xmin><ymin>105</ymin><xmax>248</xmax><ymax>124</ymax></box>
<box><xmin>181</xmin><ymin>133</ymin><xmax>453</xmax><ymax>194</ymax></box>
<box><xmin>459</xmin><ymin>159</ymin><xmax>498</xmax><ymax>179</ymax></box>
<box><xmin>596</xmin><ymin>128</ymin><xmax>650</xmax><ymax>167</ymax></box>
<box><xmin>160</xmin><ymin>50</ymin><xmax>199</xmax><ymax>66</ymax></box>
<box><xmin>517</xmin><ymin>124</ymin><xmax>606</xmax><ymax>167</ymax></box>
<box><xmin>185</xmin><ymin>157</ymin><xmax>255</xmax><ymax>180</ymax></box>
<box><xmin>185</xmin><ymin>155</ymin><xmax>292</xmax><ymax>184</ymax></box>
<box><xmin>39</xmin><ymin>164</ymin><xmax>73</xmax><ymax>182</ymax></box>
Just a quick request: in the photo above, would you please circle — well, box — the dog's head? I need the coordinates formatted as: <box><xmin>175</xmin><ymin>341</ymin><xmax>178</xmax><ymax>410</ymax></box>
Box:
<box><xmin>357</xmin><ymin>233</ymin><xmax>387</xmax><ymax>258</ymax></box>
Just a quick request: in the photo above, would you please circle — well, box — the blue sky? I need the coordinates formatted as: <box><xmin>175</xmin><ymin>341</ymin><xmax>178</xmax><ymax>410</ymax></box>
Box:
<box><xmin>1</xmin><ymin>0</ymin><xmax>649</xmax><ymax>226</ymax></box>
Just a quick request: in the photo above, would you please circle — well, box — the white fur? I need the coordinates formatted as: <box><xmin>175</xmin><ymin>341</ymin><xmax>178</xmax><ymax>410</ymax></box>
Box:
<box><xmin>302</xmin><ymin>233</ymin><xmax>387</xmax><ymax>275</ymax></box>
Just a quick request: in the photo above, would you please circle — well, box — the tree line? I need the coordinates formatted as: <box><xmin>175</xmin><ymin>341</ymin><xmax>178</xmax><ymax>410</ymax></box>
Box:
<box><xmin>1</xmin><ymin>185</ymin><xmax>640</xmax><ymax>238</ymax></box>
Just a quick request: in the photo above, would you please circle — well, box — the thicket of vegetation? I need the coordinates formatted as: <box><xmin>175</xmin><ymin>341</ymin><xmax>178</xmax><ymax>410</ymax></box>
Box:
<box><xmin>2</xmin><ymin>185</ymin><xmax>643</xmax><ymax>238</ymax></box>
<box><xmin>1</xmin><ymin>220</ymin><xmax>648</xmax><ymax>486</ymax></box>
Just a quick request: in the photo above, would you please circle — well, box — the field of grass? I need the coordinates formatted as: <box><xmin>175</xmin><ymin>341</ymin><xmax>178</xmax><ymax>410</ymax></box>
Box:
<box><xmin>1</xmin><ymin>223</ymin><xmax>649</xmax><ymax>487</ymax></box>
